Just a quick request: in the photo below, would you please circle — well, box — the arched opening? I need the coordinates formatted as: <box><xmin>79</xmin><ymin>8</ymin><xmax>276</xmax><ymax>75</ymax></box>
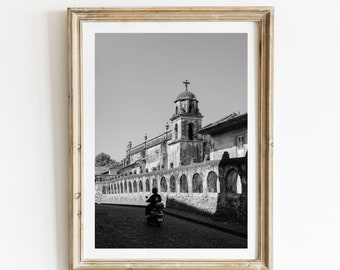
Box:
<box><xmin>175</xmin><ymin>106</ymin><xmax>178</xmax><ymax>115</ymax></box>
<box><xmin>174</xmin><ymin>124</ymin><xmax>178</xmax><ymax>139</ymax></box>
<box><xmin>170</xmin><ymin>175</ymin><xmax>176</xmax><ymax>192</ymax></box>
<box><xmin>180</xmin><ymin>174</ymin><xmax>188</xmax><ymax>193</ymax></box>
<box><xmin>145</xmin><ymin>179</ymin><xmax>150</xmax><ymax>192</ymax></box>
<box><xmin>207</xmin><ymin>171</ymin><xmax>217</xmax><ymax>192</ymax></box>
<box><xmin>236</xmin><ymin>175</ymin><xmax>242</xmax><ymax>194</ymax></box>
<box><xmin>133</xmin><ymin>181</ymin><xmax>137</xmax><ymax>193</ymax></box>
<box><xmin>160</xmin><ymin>177</ymin><xmax>167</xmax><ymax>192</ymax></box>
<box><xmin>188</xmin><ymin>123</ymin><xmax>194</xmax><ymax>140</ymax></box>
<box><xmin>124</xmin><ymin>181</ymin><xmax>127</xmax><ymax>193</ymax></box>
<box><xmin>139</xmin><ymin>180</ymin><xmax>143</xmax><ymax>192</ymax></box>
<box><xmin>226</xmin><ymin>169</ymin><xmax>242</xmax><ymax>194</ymax></box>
<box><xmin>188</xmin><ymin>101</ymin><xmax>192</xmax><ymax>113</ymax></box>
<box><xmin>192</xmin><ymin>173</ymin><xmax>203</xmax><ymax>193</ymax></box>
<box><xmin>128</xmin><ymin>182</ymin><xmax>132</xmax><ymax>193</ymax></box>
<box><xmin>152</xmin><ymin>178</ymin><xmax>157</xmax><ymax>189</ymax></box>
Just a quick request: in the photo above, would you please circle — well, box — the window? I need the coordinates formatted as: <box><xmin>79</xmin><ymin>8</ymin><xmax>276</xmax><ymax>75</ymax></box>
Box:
<box><xmin>236</xmin><ymin>135</ymin><xmax>245</xmax><ymax>148</ymax></box>
<box><xmin>188</xmin><ymin>123</ymin><xmax>194</xmax><ymax>140</ymax></box>
<box><xmin>139</xmin><ymin>180</ymin><xmax>143</xmax><ymax>192</ymax></box>
<box><xmin>192</xmin><ymin>173</ymin><xmax>203</xmax><ymax>193</ymax></box>
<box><xmin>180</xmin><ymin>174</ymin><xmax>188</xmax><ymax>193</ymax></box>
<box><xmin>174</xmin><ymin>124</ymin><xmax>178</xmax><ymax>139</ymax></box>
<box><xmin>207</xmin><ymin>171</ymin><xmax>217</xmax><ymax>192</ymax></box>
<box><xmin>145</xmin><ymin>179</ymin><xmax>150</xmax><ymax>192</ymax></box>
<box><xmin>170</xmin><ymin>175</ymin><xmax>176</xmax><ymax>192</ymax></box>
<box><xmin>152</xmin><ymin>178</ymin><xmax>157</xmax><ymax>188</ymax></box>
<box><xmin>160</xmin><ymin>177</ymin><xmax>167</xmax><ymax>192</ymax></box>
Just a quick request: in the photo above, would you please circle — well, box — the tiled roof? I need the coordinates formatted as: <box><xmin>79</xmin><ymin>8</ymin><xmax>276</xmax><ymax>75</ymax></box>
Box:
<box><xmin>198</xmin><ymin>113</ymin><xmax>247</xmax><ymax>135</ymax></box>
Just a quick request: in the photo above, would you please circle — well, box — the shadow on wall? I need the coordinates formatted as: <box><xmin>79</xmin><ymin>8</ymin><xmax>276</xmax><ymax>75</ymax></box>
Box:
<box><xmin>166</xmin><ymin>152</ymin><xmax>247</xmax><ymax>225</ymax></box>
<box><xmin>166</xmin><ymin>197</ymin><xmax>215</xmax><ymax>217</ymax></box>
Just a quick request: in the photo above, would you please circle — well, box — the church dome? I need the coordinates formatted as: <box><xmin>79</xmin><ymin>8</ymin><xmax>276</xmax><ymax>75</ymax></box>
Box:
<box><xmin>175</xmin><ymin>90</ymin><xmax>196</xmax><ymax>102</ymax></box>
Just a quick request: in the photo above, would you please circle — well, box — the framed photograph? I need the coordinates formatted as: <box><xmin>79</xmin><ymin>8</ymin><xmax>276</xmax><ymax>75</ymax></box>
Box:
<box><xmin>68</xmin><ymin>7</ymin><xmax>273</xmax><ymax>270</ymax></box>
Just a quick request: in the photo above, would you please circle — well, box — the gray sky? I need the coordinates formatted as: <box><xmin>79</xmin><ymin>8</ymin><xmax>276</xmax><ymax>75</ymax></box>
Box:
<box><xmin>95</xmin><ymin>33</ymin><xmax>247</xmax><ymax>161</ymax></box>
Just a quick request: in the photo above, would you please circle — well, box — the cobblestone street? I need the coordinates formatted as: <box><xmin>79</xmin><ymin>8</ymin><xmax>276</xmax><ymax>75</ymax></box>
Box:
<box><xmin>95</xmin><ymin>204</ymin><xmax>247</xmax><ymax>248</ymax></box>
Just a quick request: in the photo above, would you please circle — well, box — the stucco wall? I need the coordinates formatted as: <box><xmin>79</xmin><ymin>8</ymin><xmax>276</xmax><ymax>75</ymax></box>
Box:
<box><xmin>209</xmin><ymin>126</ymin><xmax>247</xmax><ymax>159</ymax></box>
<box><xmin>168</xmin><ymin>143</ymin><xmax>180</xmax><ymax>168</ymax></box>
<box><xmin>180</xmin><ymin>140</ymin><xmax>204</xmax><ymax>164</ymax></box>
<box><xmin>211</xmin><ymin>127</ymin><xmax>247</xmax><ymax>151</ymax></box>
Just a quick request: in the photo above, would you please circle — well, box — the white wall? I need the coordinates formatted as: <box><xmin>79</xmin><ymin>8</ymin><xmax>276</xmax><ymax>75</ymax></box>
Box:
<box><xmin>1</xmin><ymin>1</ymin><xmax>340</xmax><ymax>269</ymax></box>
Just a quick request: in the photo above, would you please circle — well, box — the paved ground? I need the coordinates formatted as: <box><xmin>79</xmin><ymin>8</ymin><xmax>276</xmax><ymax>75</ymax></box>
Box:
<box><xmin>95</xmin><ymin>204</ymin><xmax>247</xmax><ymax>248</ymax></box>
<box><xmin>163</xmin><ymin>207</ymin><xmax>247</xmax><ymax>238</ymax></box>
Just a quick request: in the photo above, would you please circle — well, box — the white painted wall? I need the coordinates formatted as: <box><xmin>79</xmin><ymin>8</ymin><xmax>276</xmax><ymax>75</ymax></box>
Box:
<box><xmin>1</xmin><ymin>1</ymin><xmax>340</xmax><ymax>269</ymax></box>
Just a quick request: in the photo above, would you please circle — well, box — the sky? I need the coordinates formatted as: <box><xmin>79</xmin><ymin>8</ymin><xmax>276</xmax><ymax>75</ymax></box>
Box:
<box><xmin>95</xmin><ymin>33</ymin><xmax>247</xmax><ymax>161</ymax></box>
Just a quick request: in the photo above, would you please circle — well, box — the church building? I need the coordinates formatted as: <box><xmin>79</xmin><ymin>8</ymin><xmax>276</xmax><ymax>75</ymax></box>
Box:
<box><xmin>116</xmin><ymin>81</ymin><xmax>247</xmax><ymax>177</ymax></box>
<box><xmin>97</xmin><ymin>81</ymin><xmax>248</xmax><ymax>223</ymax></box>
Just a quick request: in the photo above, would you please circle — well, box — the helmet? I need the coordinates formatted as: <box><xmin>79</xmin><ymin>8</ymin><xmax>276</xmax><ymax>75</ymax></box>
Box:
<box><xmin>152</xmin><ymin>187</ymin><xmax>158</xmax><ymax>194</ymax></box>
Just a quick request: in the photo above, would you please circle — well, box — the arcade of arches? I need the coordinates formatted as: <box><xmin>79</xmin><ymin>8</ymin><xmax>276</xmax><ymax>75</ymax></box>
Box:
<box><xmin>96</xmin><ymin>156</ymin><xmax>247</xmax><ymax>222</ymax></box>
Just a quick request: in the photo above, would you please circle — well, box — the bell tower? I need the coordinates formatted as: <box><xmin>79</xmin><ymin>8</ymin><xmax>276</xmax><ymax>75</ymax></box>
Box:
<box><xmin>168</xmin><ymin>81</ymin><xmax>204</xmax><ymax>167</ymax></box>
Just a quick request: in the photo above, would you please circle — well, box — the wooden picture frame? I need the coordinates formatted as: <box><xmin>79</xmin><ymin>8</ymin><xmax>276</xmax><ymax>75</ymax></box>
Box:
<box><xmin>68</xmin><ymin>6</ymin><xmax>273</xmax><ymax>270</ymax></box>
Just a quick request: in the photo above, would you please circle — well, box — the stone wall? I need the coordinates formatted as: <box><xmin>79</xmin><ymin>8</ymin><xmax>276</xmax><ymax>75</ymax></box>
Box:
<box><xmin>96</xmin><ymin>160</ymin><xmax>220</xmax><ymax>213</ymax></box>
<box><xmin>96</xmin><ymin>155</ymin><xmax>247</xmax><ymax>223</ymax></box>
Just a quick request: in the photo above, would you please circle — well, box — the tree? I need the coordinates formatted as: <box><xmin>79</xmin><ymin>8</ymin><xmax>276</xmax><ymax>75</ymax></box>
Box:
<box><xmin>95</xmin><ymin>152</ymin><xmax>117</xmax><ymax>167</ymax></box>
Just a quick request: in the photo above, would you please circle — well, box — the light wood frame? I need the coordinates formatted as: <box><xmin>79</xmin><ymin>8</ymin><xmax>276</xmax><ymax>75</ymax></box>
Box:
<box><xmin>68</xmin><ymin>6</ymin><xmax>273</xmax><ymax>270</ymax></box>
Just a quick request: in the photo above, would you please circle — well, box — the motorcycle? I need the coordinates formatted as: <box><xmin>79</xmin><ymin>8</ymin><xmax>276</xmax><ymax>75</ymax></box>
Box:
<box><xmin>145</xmin><ymin>201</ymin><xmax>165</xmax><ymax>226</ymax></box>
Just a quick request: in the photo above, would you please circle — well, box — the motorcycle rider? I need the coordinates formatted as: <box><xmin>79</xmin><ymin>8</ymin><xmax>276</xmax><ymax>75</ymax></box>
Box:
<box><xmin>145</xmin><ymin>187</ymin><xmax>162</xmax><ymax>216</ymax></box>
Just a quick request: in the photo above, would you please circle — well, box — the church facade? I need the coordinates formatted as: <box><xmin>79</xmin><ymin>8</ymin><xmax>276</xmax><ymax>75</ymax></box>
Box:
<box><xmin>118</xmin><ymin>82</ymin><xmax>247</xmax><ymax>177</ymax></box>
<box><xmin>95</xmin><ymin>82</ymin><xmax>248</xmax><ymax>223</ymax></box>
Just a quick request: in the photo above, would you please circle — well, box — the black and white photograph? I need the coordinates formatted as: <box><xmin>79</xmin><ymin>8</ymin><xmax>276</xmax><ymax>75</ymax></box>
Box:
<box><xmin>94</xmin><ymin>33</ymin><xmax>249</xmax><ymax>249</ymax></box>
<box><xmin>8</xmin><ymin>2</ymin><xmax>340</xmax><ymax>270</ymax></box>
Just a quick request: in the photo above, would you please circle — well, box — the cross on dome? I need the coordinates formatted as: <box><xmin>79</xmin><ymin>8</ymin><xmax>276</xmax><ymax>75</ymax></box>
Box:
<box><xmin>183</xmin><ymin>80</ymin><xmax>190</xmax><ymax>91</ymax></box>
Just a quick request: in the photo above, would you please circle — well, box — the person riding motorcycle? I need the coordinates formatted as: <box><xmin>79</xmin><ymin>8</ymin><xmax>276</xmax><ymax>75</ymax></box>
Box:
<box><xmin>145</xmin><ymin>187</ymin><xmax>162</xmax><ymax>216</ymax></box>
